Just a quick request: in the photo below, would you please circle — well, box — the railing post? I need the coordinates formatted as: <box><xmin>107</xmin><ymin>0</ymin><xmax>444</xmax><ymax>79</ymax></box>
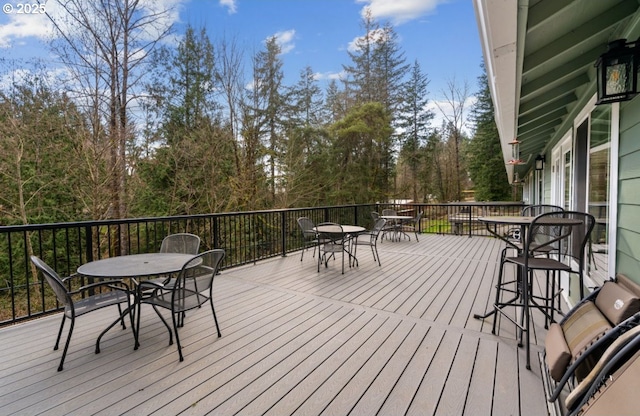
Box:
<box><xmin>281</xmin><ymin>211</ymin><xmax>287</xmax><ymax>257</ymax></box>
<box><xmin>85</xmin><ymin>225</ymin><xmax>93</xmax><ymax>263</ymax></box>
<box><xmin>213</xmin><ymin>216</ymin><xmax>219</xmax><ymax>249</ymax></box>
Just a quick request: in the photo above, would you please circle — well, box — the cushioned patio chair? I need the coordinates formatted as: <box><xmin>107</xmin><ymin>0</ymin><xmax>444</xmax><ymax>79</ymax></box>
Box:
<box><xmin>31</xmin><ymin>255</ymin><xmax>135</xmax><ymax>371</ymax></box>
<box><xmin>563</xmin><ymin>326</ymin><xmax>640</xmax><ymax>415</ymax></box>
<box><xmin>136</xmin><ymin>249</ymin><xmax>225</xmax><ymax>361</ymax></box>
<box><xmin>542</xmin><ymin>273</ymin><xmax>640</xmax><ymax>414</ymax></box>
<box><xmin>544</xmin><ymin>274</ymin><xmax>640</xmax><ymax>383</ymax></box>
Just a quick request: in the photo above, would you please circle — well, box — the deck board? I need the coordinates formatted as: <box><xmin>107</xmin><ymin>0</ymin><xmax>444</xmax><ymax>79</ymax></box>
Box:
<box><xmin>0</xmin><ymin>234</ymin><xmax>561</xmax><ymax>415</ymax></box>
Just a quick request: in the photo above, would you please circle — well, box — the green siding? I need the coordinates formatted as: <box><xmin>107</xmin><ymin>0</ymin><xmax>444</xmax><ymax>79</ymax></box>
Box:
<box><xmin>617</xmin><ymin>101</ymin><xmax>640</xmax><ymax>283</ymax></box>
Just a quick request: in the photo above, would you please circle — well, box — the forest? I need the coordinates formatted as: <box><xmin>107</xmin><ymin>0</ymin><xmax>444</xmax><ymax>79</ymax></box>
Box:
<box><xmin>0</xmin><ymin>1</ymin><xmax>512</xmax><ymax>227</ymax></box>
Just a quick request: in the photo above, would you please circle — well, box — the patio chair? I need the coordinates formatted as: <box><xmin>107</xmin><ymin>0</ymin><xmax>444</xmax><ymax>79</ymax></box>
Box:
<box><xmin>352</xmin><ymin>218</ymin><xmax>387</xmax><ymax>266</ymax></box>
<box><xmin>136</xmin><ymin>249</ymin><xmax>225</xmax><ymax>361</ymax></box>
<box><xmin>490</xmin><ymin>205</ymin><xmax>567</xmax><ymax>329</ymax></box>
<box><xmin>297</xmin><ymin>217</ymin><xmax>327</xmax><ymax>261</ymax></box>
<box><xmin>144</xmin><ymin>232</ymin><xmax>201</xmax><ymax>299</ymax></box>
<box><xmin>160</xmin><ymin>232</ymin><xmax>200</xmax><ymax>254</ymax></box>
<box><xmin>563</xmin><ymin>326</ymin><xmax>640</xmax><ymax>416</ymax></box>
<box><xmin>31</xmin><ymin>255</ymin><xmax>135</xmax><ymax>371</ymax></box>
<box><xmin>495</xmin><ymin>211</ymin><xmax>596</xmax><ymax>369</ymax></box>
<box><xmin>400</xmin><ymin>211</ymin><xmax>423</xmax><ymax>242</ymax></box>
<box><xmin>380</xmin><ymin>208</ymin><xmax>402</xmax><ymax>241</ymax></box>
<box><xmin>372</xmin><ymin>211</ymin><xmax>393</xmax><ymax>241</ymax></box>
<box><xmin>316</xmin><ymin>222</ymin><xmax>352</xmax><ymax>274</ymax></box>
<box><xmin>541</xmin><ymin>274</ymin><xmax>640</xmax><ymax>414</ymax></box>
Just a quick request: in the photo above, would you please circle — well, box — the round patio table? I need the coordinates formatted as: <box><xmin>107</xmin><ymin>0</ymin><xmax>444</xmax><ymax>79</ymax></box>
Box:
<box><xmin>380</xmin><ymin>215</ymin><xmax>413</xmax><ymax>241</ymax></box>
<box><xmin>77</xmin><ymin>253</ymin><xmax>196</xmax><ymax>279</ymax></box>
<box><xmin>78</xmin><ymin>252</ymin><xmax>198</xmax><ymax>350</ymax></box>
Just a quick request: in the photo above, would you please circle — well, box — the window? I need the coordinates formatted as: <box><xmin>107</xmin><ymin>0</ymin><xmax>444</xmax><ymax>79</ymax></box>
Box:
<box><xmin>588</xmin><ymin>106</ymin><xmax>611</xmax><ymax>283</ymax></box>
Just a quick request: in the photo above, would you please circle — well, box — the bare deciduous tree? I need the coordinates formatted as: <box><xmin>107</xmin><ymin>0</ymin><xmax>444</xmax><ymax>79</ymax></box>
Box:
<box><xmin>46</xmin><ymin>0</ymin><xmax>173</xmax><ymax>221</ymax></box>
<box><xmin>434</xmin><ymin>78</ymin><xmax>471</xmax><ymax>201</ymax></box>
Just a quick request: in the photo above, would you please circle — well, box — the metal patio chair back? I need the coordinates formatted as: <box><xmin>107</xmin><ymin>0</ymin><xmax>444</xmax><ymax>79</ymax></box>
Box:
<box><xmin>160</xmin><ymin>233</ymin><xmax>201</xmax><ymax>254</ymax></box>
<box><xmin>31</xmin><ymin>256</ymin><xmax>134</xmax><ymax>371</ymax></box>
<box><xmin>136</xmin><ymin>249</ymin><xmax>225</xmax><ymax>361</ymax></box>
<box><xmin>353</xmin><ymin>218</ymin><xmax>387</xmax><ymax>266</ymax></box>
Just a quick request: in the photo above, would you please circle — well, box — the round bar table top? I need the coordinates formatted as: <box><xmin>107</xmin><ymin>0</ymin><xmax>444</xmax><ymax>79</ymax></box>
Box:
<box><xmin>315</xmin><ymin>225</ymin><xmax>365</xmax><ymax>234</ymax></box>
<box><xmin>479</xmin><ymin>216</ymin><xmax>535</xmax><ymax>225</ymax></box>
<box><xmin>479</xmin><ymin>216</ymin><xmax>583</xmax><ymax>226</ymax></box>
<box><xmin>77</xmin><ymin>253</ymin><xmax>196</xmax><ymax>279</ymax></box>
<box><xmin>380</xmin><ymin>215</ymin><xmax>413</xmax><ymax>221</ymax></box>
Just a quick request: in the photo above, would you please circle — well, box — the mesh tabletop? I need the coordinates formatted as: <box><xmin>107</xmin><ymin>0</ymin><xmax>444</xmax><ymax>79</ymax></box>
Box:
<box><xmin>77</xmin><ymin>253</ymin><xmax>196</xmax><ymax>278</ymax></box>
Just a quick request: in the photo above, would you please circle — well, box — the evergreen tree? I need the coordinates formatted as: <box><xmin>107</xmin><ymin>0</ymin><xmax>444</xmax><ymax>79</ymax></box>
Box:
<box><xmin>468</xmin><ymin>63</ymin><xmax>511</xmax><ymax>201</ymax></box>
<box><xmin>251</xmin><ymin>36</ymin><xmax>286</xmax><ymax>204</ymax></box>
<box><xmin>396</xmin><ymin>60</ymin><xmax>434</xmax><ymax>201</ymax></box>
<box><xmin>137</xmin><ymin>25</ymin><xmax>235</xmax><ymax>216</ymax></box>
<box><xmin>329</xmin><ymin>102</ymin><xmax>393</xmax><ymax>203</ymax></box>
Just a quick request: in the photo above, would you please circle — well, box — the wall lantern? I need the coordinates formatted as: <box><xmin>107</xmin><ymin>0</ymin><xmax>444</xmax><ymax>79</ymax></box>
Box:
<box><xmin>535</xmin><ymin>154</ymin><xmax>545</xmax><ymax>171</ymax></box>
<box><xmin>595</xmin><ymin>38</ymin><xmax>640</xmax><ymax>105</ymax></box>
<box><xmin>507</xmin><ymin>138</ymin><xmax>523</xmax><ymax>165</ymax></box>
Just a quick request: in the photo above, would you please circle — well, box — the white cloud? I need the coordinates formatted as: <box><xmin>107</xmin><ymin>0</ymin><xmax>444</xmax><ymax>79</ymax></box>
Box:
<box><xmin>0</xmin><ymin>0</ymin><xmax>186</xmax><ymax>49</ymax></box>
<box><xmin>219</xmin><ymin>0</ymin><xmax>237</xmax><ymax>14</ymax></box>
<box><xmin>347</xmin><ymin>27</ymin><xmax>389</xmax><ymax>53</ymax></box>
<box><xmin>313</xmin><ymin>70</ymin><xmax>346</xmax><ymax>81</ymax></box>
<box><xmin>429</xmin><ymin>95</ymin><xmax>477</xmax><ymax>135</ymax></box>
<box><xmin>271</xmin><ymin>29</ymin><xmax>296</xmax><ymax>55</ymax></box>
<box><xmin>0</xmin><ymin>7</ymin><xmax>54</xmax><ymax>48</ymax></box>
<box><xmin>356</xmin><ymin>0</ymin><xmax>447</xmax><ymax>25</ymax></box>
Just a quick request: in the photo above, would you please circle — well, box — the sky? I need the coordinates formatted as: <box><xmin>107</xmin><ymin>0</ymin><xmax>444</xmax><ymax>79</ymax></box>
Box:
<box><xmin>0</xmin><ymin>0</ymin><xmax>483</xmax><ymax>119</ymax></box>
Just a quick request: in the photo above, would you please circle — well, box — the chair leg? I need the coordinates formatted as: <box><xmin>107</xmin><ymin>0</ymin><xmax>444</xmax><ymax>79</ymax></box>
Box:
<box><xmin>492</xmin><ymin>247</ymin><xmax>508</xmax><ymax>335</ymax></box>
<box><xmin>152</xmin><ymin>304</ymin><xmax>173</xmax><ymax>345</ymax></box>
<box><xmin>209</xmin><ymin>297</ymin><xmax>222</xmax><ymax>337</ymax></box>
<box><xmin>58</xmin><ymin>316</ymin><xmax>75</xmax><ymax>372</ymax></box>
<box><xmin>54</xmin><ymin>315</ymin><xmax>66</xmax><ymax>351</ymax></box>
<box><xmin>171</xmin><ymin>311</ymin><xmax>184</xmax><ymax>362</ymax></box>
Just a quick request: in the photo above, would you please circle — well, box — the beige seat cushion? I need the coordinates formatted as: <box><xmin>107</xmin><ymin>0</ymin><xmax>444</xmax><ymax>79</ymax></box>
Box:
<box><xmin>595</xmin><ymin>281</ymin><xmax>640</xmax><ymax>326</ymax></box>
<box><xmin>545</xmin><ymin>323</ymin><xmax>571</xmax><ymax>382</ymax></box>
<box><xmin>561</xmin><ymin>301</ymin><xmax>612</xmax><ymax>360</ymax></box>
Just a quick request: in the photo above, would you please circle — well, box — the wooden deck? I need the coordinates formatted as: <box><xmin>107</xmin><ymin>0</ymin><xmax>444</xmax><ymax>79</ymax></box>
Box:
<box><xmin>0</xmin><ymin>234</ymin><xmax>559</xmax><ymax>415</ymax></box>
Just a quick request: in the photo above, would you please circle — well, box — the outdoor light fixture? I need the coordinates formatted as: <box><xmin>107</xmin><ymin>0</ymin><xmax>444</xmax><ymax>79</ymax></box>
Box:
<box><xmin>507</xmin><ymin>138</ymin><xmax>524</xmax><ymax>165</ymax></box>
<box><xmin>595</xmin><ymin>38</ymin><xmax>640</xmax><ymax>105</ymax></box>
<box><xmin>512</xmin><ymin>172</ymin><xmax>524</xmax><ymax>185</ymax></box>
<box><xmin>535</xmin><ymin>154</ymin><xmax>545</xmax><ymax>171</ymax></box>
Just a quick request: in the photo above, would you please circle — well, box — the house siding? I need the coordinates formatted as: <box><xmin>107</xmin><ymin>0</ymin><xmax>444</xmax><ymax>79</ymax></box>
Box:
<box><xmin>617</xmin><ymin>98</ymin><xmax>640</xmax><ymax>283</ymax></box>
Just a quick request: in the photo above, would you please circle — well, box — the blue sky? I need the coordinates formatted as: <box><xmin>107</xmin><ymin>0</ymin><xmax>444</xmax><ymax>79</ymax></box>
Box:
<box><xmin>0</xmin><ymin>0</ymin><xmax>482</xmax><ymax>111</ymax></box>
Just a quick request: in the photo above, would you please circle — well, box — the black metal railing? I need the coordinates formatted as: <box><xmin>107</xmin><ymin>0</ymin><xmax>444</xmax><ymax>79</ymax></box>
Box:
<box><xmin>0</xmin><ymin>202</ymin><xmax>524</xmax><ymax>325</ymax></box>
